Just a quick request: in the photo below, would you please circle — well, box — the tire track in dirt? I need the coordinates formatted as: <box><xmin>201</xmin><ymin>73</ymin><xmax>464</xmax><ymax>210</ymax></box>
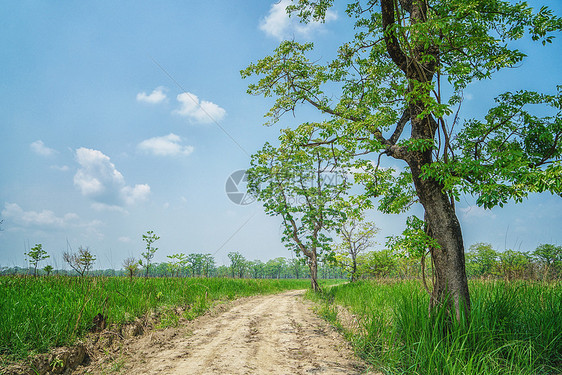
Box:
<box><xmin>79</xmin><ymin>290</ymin><xmax>369</xmax><ymax>374</ymax></box>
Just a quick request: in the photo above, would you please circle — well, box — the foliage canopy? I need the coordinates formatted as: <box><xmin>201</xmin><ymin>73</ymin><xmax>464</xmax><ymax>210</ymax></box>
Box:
<box><xmin>243</xmin><ymin>0</ymin><xmax>562</xmax><ymax>316</ymax></box>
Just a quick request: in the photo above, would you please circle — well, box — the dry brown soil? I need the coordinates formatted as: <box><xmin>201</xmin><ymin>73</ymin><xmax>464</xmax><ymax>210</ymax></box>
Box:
<box><xmin>77</xmin><ymin>290</ymin><xmax>370</xmax><ymax>375</ymax></box>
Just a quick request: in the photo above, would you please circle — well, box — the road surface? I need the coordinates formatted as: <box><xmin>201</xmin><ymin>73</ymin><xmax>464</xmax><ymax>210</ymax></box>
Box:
<box><xmin>79</xmin><ymin>290</ymin><xmax>370</xmax><ymax>374</ymax></box>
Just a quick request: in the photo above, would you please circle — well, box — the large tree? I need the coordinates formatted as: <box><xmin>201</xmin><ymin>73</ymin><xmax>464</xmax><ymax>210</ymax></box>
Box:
<box><xmin>248</xmin><ymin>129</ymin><xmax>356</xmax><ymax>291</ymax></box>
<box><xmin>243</xmin><ymin>0</ymin><xmax>561</xmax><ymax>318</ymax></box>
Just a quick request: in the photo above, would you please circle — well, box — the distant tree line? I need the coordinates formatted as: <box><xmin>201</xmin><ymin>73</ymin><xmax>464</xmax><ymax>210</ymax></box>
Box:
<box><xmin>9</xmin><ymin>231</ymin><xmax>559</xmax><ymax>283</ymax></box>
<box><xmin>2</xmin><ymin>245</ymin><xmax>345</xmax><ymax>280</ymax></box>
<box><xmin>346</xmin><ymin>243</ymin><xmax>562</xmax><ymax>281</ymax></box>
<box><xmin>464</xmin><ymin>243</ymin><xmax>562</xmax><ymax>281</ymax></box>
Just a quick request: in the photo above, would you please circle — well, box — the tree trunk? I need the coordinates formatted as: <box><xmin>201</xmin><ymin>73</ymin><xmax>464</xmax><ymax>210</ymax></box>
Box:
<box><xmin>409</xmin><ymin>157</ymin><xmax>471</xmax><ymax>320</ymax></box>
<box><xmin>379</xmin><ymin>0</ymin><xmax>471</xmax><ymax>320</ymax></box>
<box><xmin>395</xmin><ymin>50</ymin><xmax>471</xmax><ymax>319</ymax></box>
<box><xmin>308</xmin><ymin>252</ymin><xmax>320</xmax><ymax>292</ymax></box>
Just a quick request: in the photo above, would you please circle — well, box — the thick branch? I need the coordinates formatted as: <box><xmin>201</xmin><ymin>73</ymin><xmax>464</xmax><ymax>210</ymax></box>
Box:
<box><xmin>389</xmin><ymin>107</ymin><xmax>411</xmax><ymax>145</ymax></box>
<box><xmin>385</xmin><ymin>144</ymin><xmax>409</xmax><ymax>160</ymax></box>
<box><xmin>381</xmin><ymin>0</ymin><xmax>409</xmax><ymax>73</ymax></box>
<box><xmin>278</xmin><ymin>180</ymin><xmax>314</xmax><ymax>259</ymax></box>
<box><xmin>303</xmin><ymin>96</ymin><xmax>363</xmax><ymax>123</ymax></box>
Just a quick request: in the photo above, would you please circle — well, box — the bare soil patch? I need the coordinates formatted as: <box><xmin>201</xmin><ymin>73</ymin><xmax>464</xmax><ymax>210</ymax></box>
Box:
<box><xmin>76</xmin><ymin>290</ymin><xmax>369</xmax><ymax>374</ymax></box>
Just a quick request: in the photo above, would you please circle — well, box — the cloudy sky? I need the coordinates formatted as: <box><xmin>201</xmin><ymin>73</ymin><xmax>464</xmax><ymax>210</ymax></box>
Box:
<box><xmin>1</xmin><ymin>1</ymin><xmax>561</xmax><ymax>269</ymax></box>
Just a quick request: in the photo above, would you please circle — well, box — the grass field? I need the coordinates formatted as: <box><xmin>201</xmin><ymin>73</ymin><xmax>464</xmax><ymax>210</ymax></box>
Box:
<box><xmin>0</xmin><ymin>276</ymin><xmax>319</xmax><ymax>361</ymax></box>
<box><xmin>310</xmin><ymin>279</ymin><xmax>562</xmax><ymax>375</ymax></box>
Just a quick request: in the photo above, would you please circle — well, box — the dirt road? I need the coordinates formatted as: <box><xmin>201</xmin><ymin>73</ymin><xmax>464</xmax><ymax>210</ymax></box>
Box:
<box><xmin>80</xmin><ymin>290</ymin><xmax>368</xmax><ymax>374</ymax></box>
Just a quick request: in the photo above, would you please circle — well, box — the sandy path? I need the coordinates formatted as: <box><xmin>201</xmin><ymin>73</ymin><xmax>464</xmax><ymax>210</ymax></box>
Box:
<box><xmin>83</xmin><ymin>290</ymin><xmax>368</xmax><ymax>374</ymax></box>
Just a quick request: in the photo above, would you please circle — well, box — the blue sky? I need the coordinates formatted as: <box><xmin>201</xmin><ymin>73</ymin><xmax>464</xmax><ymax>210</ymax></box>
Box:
<box><xmin>1</xmin><ymin>1</ymin><xmax>561</xmax><ymax>269</ymax></box>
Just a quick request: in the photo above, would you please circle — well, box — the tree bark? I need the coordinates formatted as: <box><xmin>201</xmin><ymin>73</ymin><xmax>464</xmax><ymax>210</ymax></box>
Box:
<box><xmin>308</xmin><ymin>251</ymin><xmax>320</xmax><ymax>292</ymax></box>
<box><xmin>408</xmin><ymin>153</ymin><xmax>471</xmax><ymax>320</ymax></box>
<box><xmin>351</xmin><ymin>257</ymin><xmax>357</xmax><ymax>282</ymax></box>
<box><xmin>379</xmin><ymin>0</ymin><xmax>471</xmax><ymax>320</ymax></box>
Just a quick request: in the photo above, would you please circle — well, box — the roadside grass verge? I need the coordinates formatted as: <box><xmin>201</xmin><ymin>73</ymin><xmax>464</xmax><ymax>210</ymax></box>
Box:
<box><xmin>308</xmin><ymin>279</ymin><xmax>562</xmax><ymax>375</ymax></box>
<box><xmin>0</xmin><ymin>276</ymin><xmax>314</xmax><ymax>361</ymax></box>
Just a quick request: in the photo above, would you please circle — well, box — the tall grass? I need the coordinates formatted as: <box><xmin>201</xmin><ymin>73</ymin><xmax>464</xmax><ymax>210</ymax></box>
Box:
<box><xmin>0</xmin><ymin>276</ymin><xmax>312</xmax><ymax>360</ymax></box>
<box><xmin>310</xmin><ymin>279</ymin><xmax>562</xmax><ymax>374</ymax></box>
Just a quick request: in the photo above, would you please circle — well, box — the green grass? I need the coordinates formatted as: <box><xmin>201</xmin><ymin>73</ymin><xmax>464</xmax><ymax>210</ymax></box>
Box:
<box><xmin>0</xmin><ymin>276</ymin><xmax>313</xmax><ymax>361</ymax></box>
<box><xmin>309</xmin><ymin>279</ymin><xmax>562</xmax><ymax>375</ymax></box>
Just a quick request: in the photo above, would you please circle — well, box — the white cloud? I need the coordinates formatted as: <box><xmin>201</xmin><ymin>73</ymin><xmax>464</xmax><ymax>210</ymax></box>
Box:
<box><xmin>74</xmin><ymin>147</ymin><xmax>150</xmax><ymax>208</ymax></box>
<box><xmin>1</xmin><ymin>203</ymin><xmax>104</xmax><ymax>238</ymax></box>
<box><xmin>138</xmin><ymin>133</ymin><xmax>195</xmax><ymax>156</ymax></box>
<box><xmin>460</xmin><ymin>205</ymin><xmax>496</xmax><ymax>220</ymax></box>
<box><xmin>50</xmin><ymin>165</ymin><xmax>70</xmax><ymax>172</ymax></box>
<box><xmin>136</xmin><ymin>87</ymin><xmax>167</xmax><ymax>104</ymax></box>
<box><xmin>30</xmin><ymin>140</ymin><xmax>57</xmax><ymax>157</ymax></box>
<box><xmin>2</xmin><ymin>202</ymin><xmax>78</xmax><ymax>228</ymax></box>
<box><xmin>121</xmin><ymin>184</ymin><xmax>151</xmax><ymax>205</ymax></box>
<box><xmin>90</xmin><ymin>203</ymin><xmax>129</xmax><ymax>214</ymax></box>
<box><xmin>118</xmin><ymin>236</ymin><xmax>132</xmax><ymax>243</ymax></box>
<box><xmin>259</xmin><ymin>0</ymin><xmax>337</xmax><ymax>40</ymax></box>
<box><xmin>175</xmin><ymin>92</ymin><xmax>226</xmax><ymax>124</ymax></box>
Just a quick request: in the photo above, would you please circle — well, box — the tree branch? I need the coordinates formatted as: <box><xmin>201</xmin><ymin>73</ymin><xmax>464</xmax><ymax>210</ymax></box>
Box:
<box><xmin>389</xmin><ymin>107</ymin><xmax>411</xmax><ymax>145</ymax></box>
<box><xmin>381</xmin><ymin>0</ymin><xmax>409</xmax><ymax>73</ymax></box>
